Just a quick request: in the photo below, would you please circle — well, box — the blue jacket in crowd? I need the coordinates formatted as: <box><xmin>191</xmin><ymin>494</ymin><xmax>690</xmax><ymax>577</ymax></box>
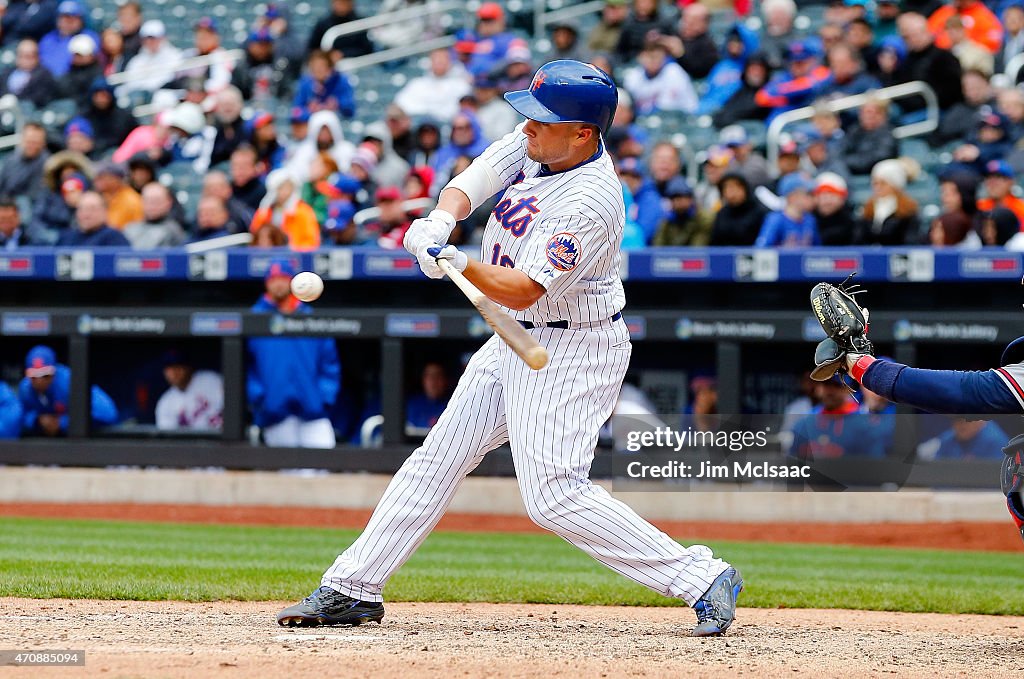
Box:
<box><xmin>696</xmin><ymin>24</ymin><xmax>759</xmax><ymax>116</ymax></box>
<box><xmin>933</xmin><ymin>421</ymin><xmax>1009</xmax><ymax>460</ymax></box>
<box><xmin>247</xmin><ymin>296</ymin><xmax>341</xmax><ymax>427</ymax></box>
<box><xmin>0</xmin><ymin>382</ymin><xmax>22</xmax><ymax>438</ymax></box>
<box><xmin>755</xmin><ymin>211</ymin><xmax>821</xmax><ymax>247</ymax></box>
<box><xmin>293</xmin><ymin>72</ymin><xmax>356</xmax><ymax>119</ymax></box>
<box><xmin>18</xmin><ymin>364</ymin><xmax>119</xmax><ymax>435</ymax></box>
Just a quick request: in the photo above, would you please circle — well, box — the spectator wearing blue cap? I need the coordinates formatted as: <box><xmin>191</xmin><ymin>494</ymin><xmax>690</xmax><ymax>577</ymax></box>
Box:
<box><xmin>254</xmin><ymin>5</ymin><xmax>304</xmax><ymax>80</ymax></box>
<box><xmin>843</xmin><ymin>98</ymin><xmax>898</xmax><ymax>176</ymax></box>
<box><xmin>63</xmin><ymin>116</ymin><xmax>96</xmax><ymax>158</ymax></box>
<box><xmin>952</xmin><ymin>110</ymin><xmax>1014</xmax><ymax>173</ymax></box>
<box><xmin>0</xmin><ymin>39</ymin><xmax>57</xmax><ymax>107</ymax></box>
<box><xmin>323</xmin><ymin>198</ymin><xmax>357</xmax><ymax>245</ymax></box>
<box><xmin>799</xmin><ymin>124</ymin><xmax>849</xmax><ymax>182</ymax></box>
<box><xmin>38</xmin><ymin>0</ymin><xmax>99</xmax><ymax>77</ymax></box>
<box><xmin>873</xmin><ymin>35</ymin><xmax>907</xmax><ymax>88</ymax></box>
<box><xmin>652</xmin><ymin>177</ymin><xmax>713</xmax><ymax>246</ymax></box>
<box><xmin>755</xmin><ymin>40</ymin><xmax>834</xmax><ymax>122</ymax></box>
<box><xmin>755</xmin><ymin>173</ymin><xmax>820</xmax><ymax>247</ymax></box>
<box><xmin>978</xmin><ymin>160</ymin><xmax>1024</xmax><ymax>224</ymax></box>
<box><xmin>248</xmin><ymin>259</ymin><xmax>341</xmax><ymax>449</ymax></box>
<box><xmin>119</xmin><ymin>20</ymin><xmax>181</xmax><ymax>96</ymax></box>
<box><xmin>719</xmin><ymin>125</ymin><xmax>771</xmax><ymax>189</ymax></box>
<box><xmin>18</xmin><ymin>344</ymin><xmax>119</xmax><ymax>437</ymax></box>
<box><xmin>231</xmin><ymin>29</ymin><xmax>285</xmax><ymax>105</ymax></box>
<box><xmin>616</xmin><ymin>156</ymin><xmax>662</xmax><ymax>244</ymax></box>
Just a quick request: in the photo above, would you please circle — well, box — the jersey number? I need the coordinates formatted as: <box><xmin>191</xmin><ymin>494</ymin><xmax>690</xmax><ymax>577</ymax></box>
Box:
<box><xmin>490</xmin><ymin>244</ymin><xmax>515</xmax><ymax>268</ymax></box>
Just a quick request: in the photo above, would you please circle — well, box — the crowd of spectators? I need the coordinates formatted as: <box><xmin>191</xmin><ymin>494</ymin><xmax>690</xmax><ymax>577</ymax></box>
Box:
<box><xmin>1</xmin><ymin>0</ymin><xmax>1024</xmax><ymax>253</ymax></box>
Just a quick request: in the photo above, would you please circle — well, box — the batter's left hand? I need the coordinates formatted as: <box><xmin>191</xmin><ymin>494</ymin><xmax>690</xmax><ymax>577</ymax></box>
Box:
<box><xmin>427</xmin><ymin>245</ymin><xmax>468</xmax><ymax>275</ymax></box>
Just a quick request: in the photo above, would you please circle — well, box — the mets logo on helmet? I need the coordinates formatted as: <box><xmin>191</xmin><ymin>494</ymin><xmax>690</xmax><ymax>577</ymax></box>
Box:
<box><xmin>546</xmin><ymin>233</ymin><xmax>581</xmax><ymax>271</ymax></box>
<box><xmin>531</xmin><ymin>70</ymin><xmax>547</xmax><ymax>91</ymax></box>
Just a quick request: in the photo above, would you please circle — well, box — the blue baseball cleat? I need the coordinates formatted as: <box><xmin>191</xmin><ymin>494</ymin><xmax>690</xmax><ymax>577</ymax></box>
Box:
<box><xmin>691</xmin><ymin>567</ymin><xmax>743</xmax><ymax>637</ymax></box>
<box><xmin>277</xmin><ymin>586</ymin><xmax>384</xmax><ymax>627</ymax></box>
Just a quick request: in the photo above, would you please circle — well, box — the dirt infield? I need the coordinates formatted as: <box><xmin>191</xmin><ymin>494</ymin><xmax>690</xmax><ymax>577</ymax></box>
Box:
<box><xmin>2</xmin><ymin>598</ymin><xmax>1021</xmax><ymax>678</ymax></box>
<box><xmin>0</xmin><ymin>502</ymin><xmax>1020</xmax><ymax>552</ymax></box>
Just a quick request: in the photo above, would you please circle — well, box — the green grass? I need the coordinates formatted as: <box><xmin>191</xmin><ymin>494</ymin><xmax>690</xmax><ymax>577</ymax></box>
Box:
<box><xmin>0</xmin><ymin>517</ymin><xmax>1021</xmax><ymax>615</ymax></box>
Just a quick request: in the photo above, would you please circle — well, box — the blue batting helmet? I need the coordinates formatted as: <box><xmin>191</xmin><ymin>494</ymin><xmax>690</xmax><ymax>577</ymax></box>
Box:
<box><xmin>504</xmin><ymin>60</ymin><xmax>617</xmax><ymax>133</ymax></box>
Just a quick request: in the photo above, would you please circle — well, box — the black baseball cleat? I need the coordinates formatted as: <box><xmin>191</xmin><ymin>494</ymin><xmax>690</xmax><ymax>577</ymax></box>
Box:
<box><xmin>277</xmin><ymin>586</ymin><xmax>385</xmax><ymax>627</ymax></box>
<box><xmin>691</xmin><ymin>567</ymin><xmax>744</xmax><ymax>637</ymax></box>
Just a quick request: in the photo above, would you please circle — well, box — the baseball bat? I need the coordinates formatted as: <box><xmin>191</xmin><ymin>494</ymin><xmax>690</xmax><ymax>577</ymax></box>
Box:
<box><xmin>436</xmin><ymin>258</ymin><xmax>549</xmax><ymax>371</ymax></box>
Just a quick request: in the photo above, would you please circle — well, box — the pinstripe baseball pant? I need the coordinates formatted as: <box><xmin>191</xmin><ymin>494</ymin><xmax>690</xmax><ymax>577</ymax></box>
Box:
<box><xmin>322</xmin><ymin>321</ymin><xmax>729</xmax><ymax>605</ymax></box>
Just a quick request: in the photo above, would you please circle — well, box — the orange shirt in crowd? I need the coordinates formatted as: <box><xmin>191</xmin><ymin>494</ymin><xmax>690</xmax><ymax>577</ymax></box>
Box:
<box><xmin>928</xmin><ymin>2</ymin><xmax>1004</xmax><ymax>54</ymax></box>
<box><xmin>250</xmin><ymin>201</ymin><xmax>322</xmax><ymax>251</ymax></box>
<box><xmin>104</xmin><ymin>185</ymin><xmax>144</xmax><ymax>230</ymax></box>
<box><xmin>978</xmin><ymin>195</ymin><xmax>1024</xmax><ymax>228</ymax></box>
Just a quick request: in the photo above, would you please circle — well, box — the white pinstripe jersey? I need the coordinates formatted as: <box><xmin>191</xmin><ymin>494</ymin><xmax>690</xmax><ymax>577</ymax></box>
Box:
<box><xmin>478</xmin><ymin>123</ymin><xmax>626</xmax><ymax>325</ymax></box>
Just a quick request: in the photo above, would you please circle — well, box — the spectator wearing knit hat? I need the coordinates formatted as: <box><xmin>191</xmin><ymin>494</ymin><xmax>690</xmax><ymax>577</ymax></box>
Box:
<box><xmin>64</xmin><ymin>117</ymin><xmax>96</xmax><ymax>159</ymax></box>
<box><xmin>812</xmin><ymin>172</ymin><xmax>858</xmax><ymax>245</ymax></box>
<box><xmin>856</xmin><ymin>160</ymin><xmax>920</xmax><ymax>245</ymax></box>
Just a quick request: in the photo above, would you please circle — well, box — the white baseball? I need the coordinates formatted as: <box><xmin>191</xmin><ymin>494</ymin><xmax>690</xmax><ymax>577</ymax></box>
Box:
<box><xmin>290</xmin><ymin>271</ymin><xmax>324</xmax><ymax>302</ymax></box>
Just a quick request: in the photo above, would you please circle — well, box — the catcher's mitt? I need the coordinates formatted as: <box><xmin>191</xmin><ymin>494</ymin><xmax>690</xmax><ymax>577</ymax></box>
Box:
<box><xmin>809</xmin><ymin>274</ymin><xmax>874</xmax><ymax>381</ymax></box>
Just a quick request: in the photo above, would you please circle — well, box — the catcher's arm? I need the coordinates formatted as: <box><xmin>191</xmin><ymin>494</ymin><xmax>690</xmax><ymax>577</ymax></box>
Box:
<box><xmin>809</xmin><ymin>275</ymin><xmax>875</xmax><ymax>381</ymax></box>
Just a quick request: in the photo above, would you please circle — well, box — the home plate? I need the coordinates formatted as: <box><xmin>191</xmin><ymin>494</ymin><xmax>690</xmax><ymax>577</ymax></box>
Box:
<box><xmin>273</xmin><ymin>634</ymin><xmax>384</xmax><ymax>642</ymax></box>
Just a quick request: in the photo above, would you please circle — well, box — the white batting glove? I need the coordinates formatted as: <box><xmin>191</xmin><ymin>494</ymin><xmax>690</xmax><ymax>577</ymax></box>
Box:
<box><xmin>427</xmin><ymin>245</ymin><xmax>468</xmax><ymax>274</ymax></box>
<box><xmin>403</xmin><ymin>209</ymin><xmax>456</xmax><ymax>256</ymax></box>
<box><xmin>415</xmin><ymin>243</ymin><xmax>445</xmax><ymax>279</ymax></box>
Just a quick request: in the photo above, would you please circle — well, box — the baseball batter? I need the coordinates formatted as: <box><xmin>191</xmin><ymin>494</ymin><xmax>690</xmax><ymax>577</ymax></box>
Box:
<box><xmin>278</xmin><ymin>61</ymin><xmax>743</xmax><ymax>636</ymax></box>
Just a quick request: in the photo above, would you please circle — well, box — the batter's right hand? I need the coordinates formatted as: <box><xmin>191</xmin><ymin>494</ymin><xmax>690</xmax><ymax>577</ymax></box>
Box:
<box><xmin>403</xmin><ymin>210</ymin><xmax>456</xmax><ymax>256</ymax></box>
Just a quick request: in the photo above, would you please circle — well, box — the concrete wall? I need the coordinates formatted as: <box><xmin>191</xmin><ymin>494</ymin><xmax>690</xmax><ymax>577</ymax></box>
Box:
<box><xmin>0</xmin><ymin>467</ymin><xmax>1007</xmax><ymax>523</ymax></box>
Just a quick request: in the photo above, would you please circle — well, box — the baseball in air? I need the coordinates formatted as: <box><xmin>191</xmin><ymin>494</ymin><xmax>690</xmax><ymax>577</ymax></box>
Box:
<box><xmin>290</xmin><ymin>271</ymin><xmax>324</xmax><ymax>302</ymax></box>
